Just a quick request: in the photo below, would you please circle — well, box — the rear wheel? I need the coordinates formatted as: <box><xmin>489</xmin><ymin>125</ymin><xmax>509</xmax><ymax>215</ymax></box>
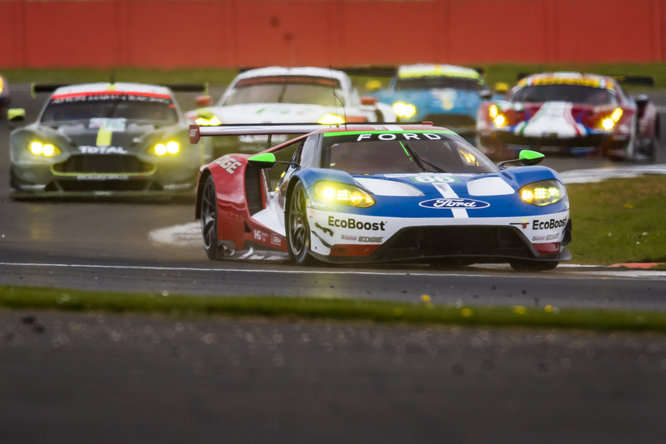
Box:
<box><xmin>286</xmin><ymin>182</ymin><xmax>311</xmax><ymax>265</ymax></box>
<box><xmin>510</xmin><ymin>260</ymin><xmax>558</xmax><ymax>271</ymax></box>
<box><xmin>201</xmin><ymin>175</ymin><xmax>221</xmax><ymax>260</ymax></box>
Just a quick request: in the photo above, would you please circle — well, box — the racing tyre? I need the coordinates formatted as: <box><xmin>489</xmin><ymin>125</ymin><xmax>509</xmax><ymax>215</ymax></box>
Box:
<box><xmin>286</xmin><ymin>182</ymin><xmax>312</xmax><ymax>265</ymax></box>
<box><xmin>510</xmin><ymin>260</ymin><xmax>558</xmax><ymax>272</ymax></box>
<box><xmin>201</xmin><ymin>175</ymin><xmax>221</xmax><ymax>260</ymax></box>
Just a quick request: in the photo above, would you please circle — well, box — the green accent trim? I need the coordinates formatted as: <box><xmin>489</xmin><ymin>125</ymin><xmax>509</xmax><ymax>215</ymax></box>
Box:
<box><xmin>519</xmin><ymin>149</ymin><xmax>545</xmax><ymax>161</ymax></box>
<box><xmin>96</xmin><ymin>127</ymin><xmax>113</xmax><ymax>146</ymax></box>
<box><xmin>323</xmin><ymin>130</ymin><xmax>455</xmax><ymax>137</ymax></box>
<box><xmin>248</xmin><ymin>152</ymin><xmax>276</xmax><ymax>163</ymax></box>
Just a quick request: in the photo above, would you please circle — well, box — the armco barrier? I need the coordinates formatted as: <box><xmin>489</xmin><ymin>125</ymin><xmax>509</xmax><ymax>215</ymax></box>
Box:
<box><xmin>1</xmin><ymin>0</ymin><xmax>664</xmax><ymax>69</ymax></box>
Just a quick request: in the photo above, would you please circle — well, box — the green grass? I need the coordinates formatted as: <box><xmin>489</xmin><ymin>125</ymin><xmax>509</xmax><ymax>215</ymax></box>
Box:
<box><xmin>2</xmin><ymin>285</ymin><xmax>666</xmax><ymax>333</ymax></box>
<box><xmin>2</xmin><ymin>63</ymin><xmax>665</xmax><ymax>90</ymax></box>
<box><xmin>567</xmin><ymin>176</ymin><xmax>666</xmax><ymax>265</ymax></box>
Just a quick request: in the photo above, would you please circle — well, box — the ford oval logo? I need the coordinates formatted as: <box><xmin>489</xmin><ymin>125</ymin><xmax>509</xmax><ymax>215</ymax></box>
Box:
<box><xmin>419</xmin><ymin>198</ymin><xmax>490</xmax><ymax>209</ymax></box>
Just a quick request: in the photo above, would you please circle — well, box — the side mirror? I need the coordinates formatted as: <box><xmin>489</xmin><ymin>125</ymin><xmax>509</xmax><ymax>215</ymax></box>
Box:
<box><xmin>479</xmin><ymin>89</ymin><xmax>492</xmax><ymax>100</ymax></box>
<box><xmin>519</xmin><ymin>149</ymin><xmax>545</xmax><ymax>165</ymax></box>
<box><xmin>196</xmin><ymin>95</ymin><xmax>212</xmax><ymax>107</ymax></box>
<box><xmin>8</xmin><ymin>108</ymin><xmax>25</xmax><ymax>123</ymax></box>
<box><xmin>635</xmin><ymin>94</ymin><xmax>649</xmax><ymax>118</ymax></box>
<box><xmin>248</xmin><ymin>152</ymin><xmax>276</xmax><ymax>169</ymax></box>
<box><xmin>365</xmin><ymin>79</ymin><xmax>382</xmax><ymax>92</ymax></box>
<box><xmin>497</xmin><ymin>149</ymin><xmax>544</xmax><ymax>168</ymax></box>
<box><xmin>360</xmin><ymin>96</ymin><xmax>378</xmax><ymax>106</ymax></box>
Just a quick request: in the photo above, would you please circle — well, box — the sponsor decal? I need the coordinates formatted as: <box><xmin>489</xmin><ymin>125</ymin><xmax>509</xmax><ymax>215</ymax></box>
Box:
<box><xmin>359</xmin><ymin>236</ymin><xmax>383</xmax><ymax>243</ymax></box>
<box><xmin>341</xmin><ymin>234</ymin><xmax>357</xmax><ymax>241</ymax></box>
<box><xmin>270</xmin><ymin>234</ymin><xmax>282</xmax><ymax>246</ymax></box>
<box><xmin>419</xmin><ymin>198</ymin><xmax>490</xmax><ymax>209</ymax></box>
<box><xmin>413</xmin><ymin>174</ymin><xmax>457</xmax><ymax>184</ymax></box>
<box><xmin>532</xmin><ymin>218</ymin><xmax>567</xmax><ymax>230</ymax></box>
<box><xmin>253</xmin><ymin>229</ymin><xmax>268</xmax><ymax>243</ymax></box>
<box><xmin>356</xmin><ymin>132</ymin><xmax>444</xmax><ymax>142</ymax></box>
<box><xmin>214</xmin><ymin>155</ymin><xmax>242</xmax><ymax>174</ymax></box>
<box><xmin>328</xmin><ymin>216</ymin><xmax>386</xmax><ymax>231</ymax></box>
<box><xmin>78</xmin><ymin>146</ymin><xmax>129</xmax><ymax>154</ymax></box>
<box><xmin>76</xmin><ymin>174</ymin><xmax>129</xmax><ymax>181</ymax></box>
<box><xmin>89</xmin><ymin>118</ymin><xmax>126</xmax><ymax>132</ymax></box>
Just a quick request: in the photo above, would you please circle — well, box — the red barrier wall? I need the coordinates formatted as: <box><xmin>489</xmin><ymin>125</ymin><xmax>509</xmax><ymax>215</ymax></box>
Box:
<box><xmin>1</xmin><ymin>0</ymin><xmax>664</xmax><ymax>69</ymax></box>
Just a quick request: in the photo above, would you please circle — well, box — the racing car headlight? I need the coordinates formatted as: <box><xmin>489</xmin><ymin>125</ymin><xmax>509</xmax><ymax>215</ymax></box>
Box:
<box><xmin>519</xmin><ymin>180</ymin><xmax>565</xmax><ymax>206</ymax></box>
<box><xmin>314</xmin><ymin>181</ymin><xmax>375</xmax><ymax>208</ymax></box>
<box><xmin>318</xmin><ymin>113</ymin><xmax>345</xmax><ymax>125</ymax></box>
<box><xmin>489</xmin><ymin>104</ymin><xmax>507</xmax><ymax>128</ymax></box>
<box><xmin>392</xmin><ymin>101</ymin><xmax>417</xmax><ymax>119</ymax></box>
<box><xmin>153</xmin><ymin>141</ymin><xmax>180</xmax><ymax>156</ymax></box>
<box><xmin>29</xmin><ymin>141</ymin><xmax>61</xmax><ymax>157</ymax></box>
<box><xmin>600</xmin><ymin>107</ymin><xmax>623</xmax><ymax>131</ymax></box>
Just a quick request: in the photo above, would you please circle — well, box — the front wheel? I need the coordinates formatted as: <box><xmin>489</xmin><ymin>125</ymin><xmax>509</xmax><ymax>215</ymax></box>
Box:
<box><xmin>510</xmin><ymin>260</ymin><xmax>558</xmax><ymax>272</ymax></box>
<box><xmin>286</xmin><ymin>182</ymin><xmax>312</xmax><ymax>265</ymax></box>
<box><xmin>200</xmin><ymin>175</ymin><xmax>221</xmax><ymax>260</ymax></box>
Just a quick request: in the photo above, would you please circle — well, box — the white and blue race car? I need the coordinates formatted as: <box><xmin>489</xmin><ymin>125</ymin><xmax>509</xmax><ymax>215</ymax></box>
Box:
<box><xmin>191</xmin><ymin>123</ymin><xmax>572</xmax><ymax>271</ymax></box>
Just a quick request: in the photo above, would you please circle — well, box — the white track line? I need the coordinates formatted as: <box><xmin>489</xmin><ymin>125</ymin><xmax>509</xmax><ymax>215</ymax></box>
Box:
<box><xmin>1</xmin><ymin>261</ymin><xmax>665</xmax><ymax>281</ymax></box>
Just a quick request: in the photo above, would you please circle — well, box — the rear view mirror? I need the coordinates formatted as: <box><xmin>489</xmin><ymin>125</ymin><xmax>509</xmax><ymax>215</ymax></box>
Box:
<box><xmin>519</xmin><ymin>149</ymin><xmax>545</xmax><ymax>165</ymax></box>
<box><xmin>196</xmin><ymin>95</ymin><xmax>212</xmax><ymax>107</ymax></box>
<box><xmin>360</xmin><ymin>96</ymin><xmax>378</xmax><ymax>106</ymax></box>
<box><xmin>248</xmin><ymin>152</ymin><xmax>276</xmax><ymax>169</ymax></box>
<box><xmin>8</xmin><ymin>108</ymin><xmax>25</xmax><ymax>122</ymax></box>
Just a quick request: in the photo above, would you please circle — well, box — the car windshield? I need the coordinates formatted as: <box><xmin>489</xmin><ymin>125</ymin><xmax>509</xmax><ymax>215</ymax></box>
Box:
<box><xmin>40</xmin><ymin>93</ymin><xmax>179</xmax><ymax>124</ymax></box>
<box><xmin>395</xmin><ymin>76</ymin><xmax>484</xmax><ymax>91</ymax></box>
<box><xmin>510</xmin><ymin>84</ymin><xmax>616</xmax><ymax>105</ymax></box>
<box><xmin>222</xmin><ymin>75</ymin><xmax>344</xmax><ymax>107</ymax></box>
<box><xmin>322</xmin><ymin>132</ymin><xmax>497</xmax><ymax>175</ymax></box>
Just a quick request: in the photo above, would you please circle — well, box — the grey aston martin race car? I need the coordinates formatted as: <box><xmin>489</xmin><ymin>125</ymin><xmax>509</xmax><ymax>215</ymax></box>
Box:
<box><xmin>8</xmin><ymin>82</ymin><xmax>207</xmax><ymax>199</ymax></box>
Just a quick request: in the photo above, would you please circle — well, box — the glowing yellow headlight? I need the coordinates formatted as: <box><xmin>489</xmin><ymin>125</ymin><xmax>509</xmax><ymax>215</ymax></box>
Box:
<box><xmin>489</xmin><ymin>104</ymin><xmax>499</xmax><ymax>119</ymax></box>
<box><xmin>519</xmin><ymin>180</ymin><xmax>565</xmax><ymax>206</ymax></box>
<box><xmin>318</xmin><ymin>113</ymin><xmax>345</xmax><ymax>125</ymax></box>
<box><xmin>601</xmin><ymin>118</ymin><xmax>615</xmax><ymax>131</ymax></box>
<box><xmin>601</xmin><ymin>108</ymin><xmax>623</xmax><ymax>131</ymax></box>
<box><xmin>313</xmin><ymin>181</ymin><xmax>375</xmax><ymax>208</ymax></box>
<box><xmin>29</xmin><ymin>141</ymin><xmax>60</xmax><ymax>157</ymax></box>
<box><xmin>493</xmin><ymin>114</ymin><xmax>506</xmax><ymax>128</ymax></box>
<box><xmin>392</xmin><ymin>102</ymin><xmax>417</xmax><ymax>119</ymax></box>
<box><xmin>154</xmin><ymin>141</ymin><xmax>180</xmax><ymax>156</ymax></box>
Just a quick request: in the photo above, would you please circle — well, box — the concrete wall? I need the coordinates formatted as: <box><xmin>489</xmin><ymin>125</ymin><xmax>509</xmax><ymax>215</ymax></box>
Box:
<box><xmin>1</xmin><ymin>0</ymin><xmax>664</xmax><ymax>68</ymax></box>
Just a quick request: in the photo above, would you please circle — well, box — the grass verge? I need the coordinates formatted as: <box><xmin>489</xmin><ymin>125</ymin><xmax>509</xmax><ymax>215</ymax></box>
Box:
<box><xmin>567</xmin><ymin>176</ymin><xmax>666</xmax><ymax>265</ymax></box>
<box><xmin>1</xmin><ymin>285</ymin><xmax>666</xmax><ymax>333</ymax></box>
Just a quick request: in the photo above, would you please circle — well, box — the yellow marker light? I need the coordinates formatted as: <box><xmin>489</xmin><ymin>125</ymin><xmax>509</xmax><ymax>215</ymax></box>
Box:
<box><xmin>318</xmin><ymin>113</ymin><xmax>345</xmax><ymax>125</ymax></box>
<box><xmin>166</xmin><ymin>141</ymin><xmax>180</xmax><ymax>154</ymax></box>
<box><xmin>30</xmin><ymin>142</ymin><xmax>44</xmax><ymax>156</ymax></box>
<box><xmin>392</xmin><ymin>101</ymin><xmax>417</xmax><ymax>119</ymax></box>
<box><xmin>313</xmin><ymin>181</ymin><xmax>375</xmax><ymax>207</ymax></box>
<box><xmin>489</xmin><ymin>104</ymin><xmax>499</xmax><ymax>119</ymax></box>
<box><xmin>519</xmin><ymin>180</ymin><xmax>565</xmax><ymax>206</ymax></box>
<box><xmin>601</xmin><ymin>108</ymin><xmax>623</xmax><ymax>131</ymax></box>
<box><xmin>493</xmin><ymin>114</ymin><xmax>506</xmax><ymax>128</ymax></box>
<box><xmin>42</xmin><ymin>144</ymin><xmax>55</xmax><ymax>157</ymax></box>
<box><xmin>154</xmin><ymin>143</ymin><xmax>168</xmax><ymax>156</ymax></box>
<box><xmin>610</xmin><ymin>107</ymin><xmax>623</xmax><ymax>122</ymax></box>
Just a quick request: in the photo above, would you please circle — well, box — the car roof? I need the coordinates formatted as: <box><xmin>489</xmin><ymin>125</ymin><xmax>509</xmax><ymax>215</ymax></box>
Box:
<box><xmin>51</xmin><ymin>82</ymin><xmax>174</xmax><ymax>97</ymax></box>
<box><xmin>517</xmin><ymin>72</ymin><xmax>617</xmax><ymax>90</ymax></box>
<box><xmin>235</xmin><ymin>66</ymin><xmax>349</xmax><ymax>84</ymax></box>
<box><xmin>397</xmin><ymin>64</ymin><xmax>481</xmax><ymax>80</ymax></box>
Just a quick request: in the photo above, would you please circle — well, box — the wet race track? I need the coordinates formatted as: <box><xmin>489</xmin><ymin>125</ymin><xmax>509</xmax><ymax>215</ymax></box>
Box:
<box><xmin>1</xmin><ymin>83</ymin><xmax>666</xmax><ymax>443</ymax></box>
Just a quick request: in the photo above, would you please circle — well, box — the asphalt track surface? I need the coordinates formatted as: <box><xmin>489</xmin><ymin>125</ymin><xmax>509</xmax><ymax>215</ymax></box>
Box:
<box><xmin>1</xmin><ymin>83</ymin><xmax>666</xmax><ymax>443</ymax></box>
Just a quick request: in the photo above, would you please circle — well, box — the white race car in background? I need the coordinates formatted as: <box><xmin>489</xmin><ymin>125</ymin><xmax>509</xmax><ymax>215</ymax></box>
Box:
<box><xmin>186</xmin><ymin>66</ymin><xmax>396</xmax><ymax>157</ymax></box>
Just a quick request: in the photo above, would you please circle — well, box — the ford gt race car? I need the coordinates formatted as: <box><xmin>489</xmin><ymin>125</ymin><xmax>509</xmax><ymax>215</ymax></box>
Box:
<box><xmin>0</xmin><ymin>74</ymin><xmax>10</xmax><ymax>118</ymax></box>
<box><xmin>186</xmin><ymin>66</ymin><xmax>395</xmax><ymax>157</ymax></box>
<box><xmin>370</xmin><ymin>64</ymin><xmax>496</xmax><ymax>143</ymax></box>
<box><xmin>191</xmin><ymin>123</ymin><xmax>572</xmax><ymax>271</ymax></box>
<box><xmin>476</xmin><ymin>72</ymin><xmax>660</xmax><ymax>161</ymax></box>
<box><xmin>8</xmin><ymin>82</ymin><xmax>207</xmax><ymax>199</ymax></box>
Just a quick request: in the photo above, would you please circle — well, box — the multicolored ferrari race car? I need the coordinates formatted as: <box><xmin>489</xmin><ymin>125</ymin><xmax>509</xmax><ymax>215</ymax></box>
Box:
<box><xmin>191</xmin><ymin>123</ymin><xmax>572</xmax><ymax>271</ymax></box>
<box><xmin>370</xmin><ymin>64</ymin><xmax>497</xmax><ymax>143</ymax></box>
<box><xmin>0</xmin><ymin>74</ymin><xmax>10</xmax><ymax>118</ymax></box>
<box><xmin>8</xmin><ymin>82</ymin><xmax>207</xmax><ymax>198</ymax></box>
<box><xmin>185</xmin><ymin>66</ymin><xmax>395</xmax><ymax>157</ymax></box>
<box><xmin>476</xmin><ymin>72</ymin><xmax>660</xmax><ymax>160</ymax></box>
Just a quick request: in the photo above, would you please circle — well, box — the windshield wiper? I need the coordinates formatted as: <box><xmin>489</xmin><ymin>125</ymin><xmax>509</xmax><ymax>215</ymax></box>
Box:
<box><xmin>399</xmin><ymin>142</ymin><xmax>447</xmax><ymax>173</ymax></box>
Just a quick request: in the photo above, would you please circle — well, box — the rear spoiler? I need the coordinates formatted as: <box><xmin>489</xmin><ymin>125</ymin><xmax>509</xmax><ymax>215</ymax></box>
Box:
<box><xmin>189</xmin><ymin>123</ymin><xmax>326</xmax><ymax>144</ymax></box>
<box><xmin>31</xmin><ymin>82</ymin><xmax>208</xmax><ymax>97</ymax></box>
<box><xmin>188</xmin><ymin>122</ymin><xmax>409</xmax><ymax>144</ymax></box>
<box><xmin>612</xmin><ymin>75</ymin><xmax>655</xmax><ymax>87</ymax></box>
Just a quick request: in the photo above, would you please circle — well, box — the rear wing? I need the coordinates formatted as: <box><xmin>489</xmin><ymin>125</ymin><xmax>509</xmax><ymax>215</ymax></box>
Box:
<box><xmin>31</xmin><ymin>82</ymin><xmax>208</xmax><ymax>98</ymax></box>
<box><xmin>189</xmin><ymin>123</ymin><xmax>326</xmax><ymax>144</ymax></box>
<box><xmin>612</xmin><ymin>75</ymin><xmax>654</xmax><ymax>87</ymax></box>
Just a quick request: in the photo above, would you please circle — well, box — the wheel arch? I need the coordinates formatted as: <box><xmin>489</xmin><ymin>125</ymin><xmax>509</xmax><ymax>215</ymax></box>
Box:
<box><xmin>195</xmin><ymin>168</ymin><xmax>213</xmax><ymax>220</ymax></box>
